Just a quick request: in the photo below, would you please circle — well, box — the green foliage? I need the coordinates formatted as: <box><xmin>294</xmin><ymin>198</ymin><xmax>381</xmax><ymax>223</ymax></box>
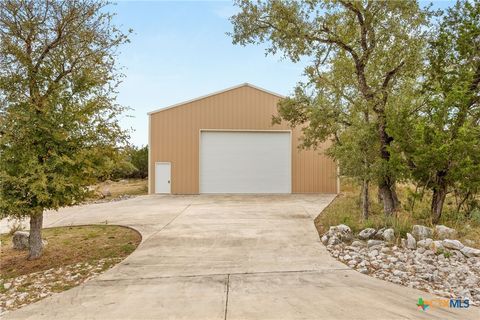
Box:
<box><xmin>231</xmin><ymin>0</ymin><xmax>429</xmax><ymax>215</ymax></box>
<box><xmin>128</xmin><ymin>146</ymin><xmax>148</xmax><ymax>179</ymax></box>
<box><xmin>109</xmin><ymin>158</ymin><xmax>138</xmax><ymax>181</ymax></box>
<box><xmin>231</xmin><ymin>0</ymin><xmax>479</xmax><ymax>221</ymax></box>
<box><xmin>392</xmin><ymin>0</ymin><xmax>480</xmax><ymax>221</ymax></box>
<box><xmin>0</xmin><ymin>0</ymin><xmax>130</xmax><ymax>219</ymax></box>
<box><xmin>107</xmin><ymin>145</ymin><xmax>148</xmax><ymax>180</ymax></box>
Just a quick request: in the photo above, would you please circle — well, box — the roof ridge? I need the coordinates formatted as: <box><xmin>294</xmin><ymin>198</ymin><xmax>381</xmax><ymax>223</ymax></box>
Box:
<box><xmin>147</xmin><ymin>83</ymin><xmax>284</xmax><ymax>115</ymax></box>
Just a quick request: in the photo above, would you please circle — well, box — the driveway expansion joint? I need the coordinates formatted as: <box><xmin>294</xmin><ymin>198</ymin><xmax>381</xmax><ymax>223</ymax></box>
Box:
<box><xmin>145</xmin><ymin>204</ymin><xmax>192</xmax><ymax>238</ymax></box>
<box><xmin>94</xmin><ymin>268</ymin><xmax>354</xmax><ymax>283</ymax></box>
<box><xmin>224</xmin><ymin>274</ymin><xmax>230</xmax><ymax>320</ymax></box>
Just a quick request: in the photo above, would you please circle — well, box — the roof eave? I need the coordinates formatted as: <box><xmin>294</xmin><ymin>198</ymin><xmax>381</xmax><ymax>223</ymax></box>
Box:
<box><xmin>147</xmin><ymin>83</ymin><xmax>285</xmax><ymax>116</ymax></box>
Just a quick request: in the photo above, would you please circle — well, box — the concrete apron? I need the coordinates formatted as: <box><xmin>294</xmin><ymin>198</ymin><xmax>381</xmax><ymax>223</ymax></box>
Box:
<box><xmin>1</xmin><ymin>194</ymin><xmax>478</xmax><ymax>320</ymax></box>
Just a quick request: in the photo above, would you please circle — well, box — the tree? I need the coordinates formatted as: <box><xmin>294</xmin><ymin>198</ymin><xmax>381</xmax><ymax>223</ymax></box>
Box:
<box><xmin>394</xmin><ymin>0</ymin><xmax>480</xmax><ymax>223</ymax></box>
<box><xmin>129</xmin><ymin>145</ymin><xmax>148</xmax><ymax>179</ymax></box>
<box><xmin>0</xmin><ymin>0</ymin><xmax>130</xmax><ymax>259</ymax></box>
<box><xmin>109</xmin><ymin>145</ymin><xmax>148</xmax><ymax>180</ymax></box>
<box><xmin>230</xmin><ymin>0</ymin><xmax>428</xmax><ymax>215</ymax></box>
<box><xmin>274</xmin><ymin>79</ymin><xmax>378</xmax><ymax>219</ymax></box>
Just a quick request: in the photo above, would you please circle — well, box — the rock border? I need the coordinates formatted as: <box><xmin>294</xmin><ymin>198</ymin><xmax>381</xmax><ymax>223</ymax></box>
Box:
<box><xmin>321</xmin><ymin>224</ymin><xmax>480</xmax><ymax>306</ymax></box>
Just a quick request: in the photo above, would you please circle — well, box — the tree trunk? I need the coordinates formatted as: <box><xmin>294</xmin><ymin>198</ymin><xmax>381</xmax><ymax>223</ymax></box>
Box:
<box><xmin>379</xmin><ymin>182</ymin><xmax>396</xmax><ymax>216</ymax></box>
<box><xmin>456</xmin><ymin>192</ymin><xmax>471</xmax><ymax>214</ymax></box>
<box><xmin>431</xmin><ymin>182</ymin><xmax>447</xmax><ymax>225</ymax></box>
<box><xmin>392</xmin><ymin>184</ymin><xmax>401</xmax><ymax>209</ymax></box>
<box><xmin>28</xmin><ymin>210</ymin><xmax>44</xmax><ymax>260</ymax></box>
<box><xmin>377</xmin><ymin>189</ymin><xmax>383</xmax><ymax>203</ymax></box>
<box><xmin>361</xmin><ymin>179</ymin><xmax>370</xmax><ymax>220</ymax></box>
<box><xmin>377</xmin><ymin>112</ymin><xmax>398</xmax><ymax>216</ymax></box>
<box><xmin>409</xmin><ymin>184</ymin><xmax>419</xmax><ymax>212</ymax></box>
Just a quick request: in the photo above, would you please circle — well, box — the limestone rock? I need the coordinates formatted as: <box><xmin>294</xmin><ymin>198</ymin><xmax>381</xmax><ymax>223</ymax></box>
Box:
<box><xmin>328</xmin><ymin>224</ymin><xmax>353</xmax><ymax>242</ymax></box>
<box><xmin>465</xmin><ymin>276</ymin><xmax>479</xmax><ymax>286</ymax></box>
<box><xmin>406</xmin><ymin>233</ymin><xmax>416</xmax><ymax>250</ymax></box>
<box><xmin>417</xmin><ymin>247</ymin><xmax>426</xmax><ymax>254</ymax></box>
<box><xmin>417</xmin><ymin>238</ymin><xmax>433</xmax><ymax>249</ymax></box>
<box><xmin>374</xmin><ymin>228</ymin><xmax>386</xmax><ymax>239</ymax></box>
<box><xmin>359</xmin><ymin>228</ymin><xmax>376</xmax><ymax>240</ymax></box>
<box><xmin>381</xmin><ymin>247</ymin><xmax>391</xmax><ymax>254</ymax></box>
<box><xmin>383</xmin><ymin>228</ymin><xmax>395</xmax><ymax>243</ymax></box>
<box><xmin>424</xmin><ymin>250</ymin><xmax>434</xmax><ymax>256</ymax></box>
<box><xmin>368</xmin><ymin>249</ymin><xmax>379</xmax><ymax>258</ymax></box>
<box><xmin>101</xmin><ymin>187</ymin><xmax>111</xmax><ymax>197</ymax></box>
<box><xmin>321</xmin><ymin>234</ymin><xmax>329</xmax><ymax>245</ymax></box>
<box><xmin>435</xmin><ymin>225</ymin><xmax>457</xmax><ymax>240</ymax></box>
<box><xmin>351</xmin><ymin>240</ymin><xmax>366</xmax><ymax>247</ymax></box>
<box><xmin>323</xmin><ymin>229</ymin><xmax>480</xmax><ymax>307</ymax></box>
<box><xmin>358</xmin><ymin>268</ymin><xmax>369</xmax><ymax>274</ymax></box>
<box><xmin>460</xmin><ymin>246</ymin><xmax>480</xmax><ymax>258</ymax></box>
<box><xmin>367</xmin><ymin>239</ymin><xmax>384</xmax><ymax>248</ymax></box>
<box><xmin>12</xmin><ymin>231</ymin><xmax>29</xmax><ymax>250</ymax></box>
<box><xmin>412</xmin><ymin>225</ymin><xmax>433</xmax><ymax>241</ymax></box>
<box><xmin>451</xmin><ymin>250</ymin><xmax>465</xmax><ymax>259</ymax></box>
<box><xmin>329</xmin><ymin>224</ymin><xmax>351</xmax><ymax>233</ymax></box>
<box><xmin>430</xmin><ymin>240</ymin><xmax>444</xmax><ymax>253</ymax></box>
<box><xmin>328</xmin><ymin>235</ymin><xmax>341</xmax><ymax>246</ymax></box>
<box><xmin>443</xmin><ymin>239</ymin><xmax>464</xmax><ymax>251</ymax></box>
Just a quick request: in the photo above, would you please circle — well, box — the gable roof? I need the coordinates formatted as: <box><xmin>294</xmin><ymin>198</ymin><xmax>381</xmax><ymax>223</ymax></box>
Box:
<box><xmin>147</xmin><ymin>83</ymin><xmax>285</xmax><ymax>115</ymax></box>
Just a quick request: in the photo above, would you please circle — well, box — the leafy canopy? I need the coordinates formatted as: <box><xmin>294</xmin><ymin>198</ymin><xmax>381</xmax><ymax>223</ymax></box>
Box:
<box><xmin>392</xmin><ymin>0</ymin><xmax>480</xmax><ymax>215</ymax></box>
<box><xmin>230</xmin><ymin>0</ymin><xmax>428</xmax><ymax>186</ymax></box>
<box><xmin>0</xmin><ymin>0</ymin><xmax>130</xmax><ymax>219</ymax></box>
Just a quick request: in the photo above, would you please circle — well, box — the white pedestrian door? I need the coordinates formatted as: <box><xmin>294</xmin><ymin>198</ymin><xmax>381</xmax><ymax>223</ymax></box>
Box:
<box><xmin>155</xmin><ymin>162</ymin><xmax>171</xmax><ymax>194</ymax></box>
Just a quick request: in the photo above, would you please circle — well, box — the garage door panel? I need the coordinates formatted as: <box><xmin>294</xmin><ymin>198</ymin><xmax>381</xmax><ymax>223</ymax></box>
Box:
<box><xmin>200</xmin><ymin>131</ymin><xmax>291</xmax><ymax>193</ymax></box>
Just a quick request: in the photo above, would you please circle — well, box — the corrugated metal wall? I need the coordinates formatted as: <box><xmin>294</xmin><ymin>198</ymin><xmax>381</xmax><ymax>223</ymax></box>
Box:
<box><xmin>149</xmin><ymin>85</ymin><xmax>338</xmax><ymax>194</ymax></box>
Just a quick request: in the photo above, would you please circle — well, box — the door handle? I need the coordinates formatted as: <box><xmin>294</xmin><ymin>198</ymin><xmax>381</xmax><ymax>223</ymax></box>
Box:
<box><xmin>168</xmin><ymin>180</ymin><xmax>170</xmax><ymax>184</ymax></box>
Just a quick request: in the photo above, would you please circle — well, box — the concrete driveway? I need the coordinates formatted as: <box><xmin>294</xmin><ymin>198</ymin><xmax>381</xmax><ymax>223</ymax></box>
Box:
<box><xmin>1</xmin><ymin>195</ymin><xmax>478</xmax><ymax>319</ymax></box>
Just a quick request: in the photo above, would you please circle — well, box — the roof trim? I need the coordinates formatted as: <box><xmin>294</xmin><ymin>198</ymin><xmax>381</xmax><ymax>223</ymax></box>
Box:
<box><xmin>147</xmin><ymin>83</ymin><xmax>285</xmax><ymax>115</ymax></box>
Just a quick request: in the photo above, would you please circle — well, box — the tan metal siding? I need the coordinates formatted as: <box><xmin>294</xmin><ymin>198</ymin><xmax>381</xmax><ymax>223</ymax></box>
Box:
<box><xmin>149</xmin><ymin>85</ymin><xmax>337</xmax><ymax>194</ymax></box>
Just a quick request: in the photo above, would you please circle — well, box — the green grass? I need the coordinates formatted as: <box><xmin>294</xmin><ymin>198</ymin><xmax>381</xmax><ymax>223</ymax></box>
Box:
<box><xmin>315</xmin><ymin>179</ymin><xmax>480</xmax><ymax>247</ymax></box>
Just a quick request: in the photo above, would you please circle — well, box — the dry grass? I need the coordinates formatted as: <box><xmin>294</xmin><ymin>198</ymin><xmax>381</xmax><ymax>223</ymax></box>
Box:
<box><xmin>315</xmin><ymin>179</ymin><xmax>480</xmax><ymax>247</ymax></box>
<box><xmin>0</xmin><ymin>225</ymin><xmax>141</xmax><ymax>279</ymax></box>
<box><xmin>88</xmin><ymin>179</ymin><xmax>148</xmax><ymax>201</ymax></box>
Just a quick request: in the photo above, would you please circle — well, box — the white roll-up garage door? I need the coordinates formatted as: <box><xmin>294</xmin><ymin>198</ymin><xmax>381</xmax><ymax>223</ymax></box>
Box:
<box><xmin>200</xmin><ymin>131</ymin><xmax>291</xmax><ymax>193</ymax></box>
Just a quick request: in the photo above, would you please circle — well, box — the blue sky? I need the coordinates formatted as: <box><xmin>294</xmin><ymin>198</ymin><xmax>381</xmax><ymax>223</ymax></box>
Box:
<box><xmin>112</xmin><ymin>0</ymin><xmax>454</xmax><ymax>147</ymax></box>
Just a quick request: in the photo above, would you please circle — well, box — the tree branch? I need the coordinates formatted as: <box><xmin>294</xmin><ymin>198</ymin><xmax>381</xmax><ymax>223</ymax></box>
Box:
<box><xmin>382</xmin><ymin>61</ymin><xmax>405</xmax><ymax>90</ymax></box>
